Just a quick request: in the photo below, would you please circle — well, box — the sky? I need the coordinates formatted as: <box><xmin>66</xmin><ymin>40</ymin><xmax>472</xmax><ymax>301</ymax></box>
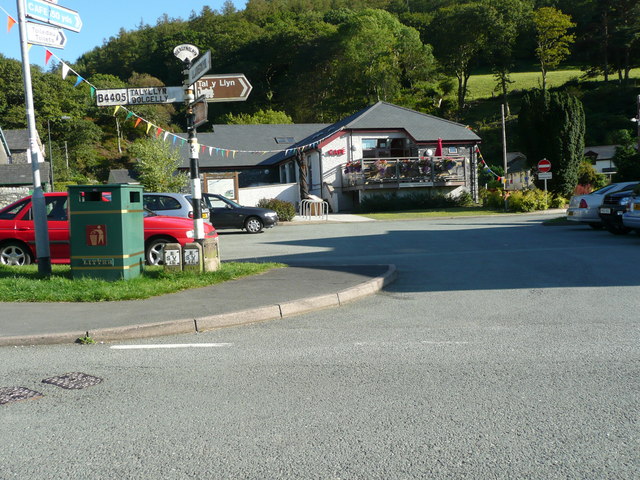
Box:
<box><xmin>0</xmin><ymin>0</ymin><xmax>247</xmax><ymax>69</ymax></box>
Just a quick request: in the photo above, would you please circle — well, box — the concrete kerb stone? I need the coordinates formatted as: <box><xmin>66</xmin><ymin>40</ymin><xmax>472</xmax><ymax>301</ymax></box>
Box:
<box><xmin>279</xmin><ymin>293</ymin><xmax>341</xmax><ymax>318</ymax></box>
<box><xmin>90</xmin><ymin>318</ymin><xmax>197</xmax><ymax>343</ymax></box>
<box><xmin>0</xmin><ymin>331</ymin><xmax>82</xmax><ymax>347</ymax></box>
<box><xmin>195</xmin><ymin>305</ymin><xmax>282</xmax><ymax>333</ymax></box>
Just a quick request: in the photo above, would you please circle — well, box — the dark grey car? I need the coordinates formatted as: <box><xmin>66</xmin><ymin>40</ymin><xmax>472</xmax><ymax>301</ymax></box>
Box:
<box><xmin>202</xmin><ymin>193</ymin><xmax>278</xmax><ymax>233</ymax></box>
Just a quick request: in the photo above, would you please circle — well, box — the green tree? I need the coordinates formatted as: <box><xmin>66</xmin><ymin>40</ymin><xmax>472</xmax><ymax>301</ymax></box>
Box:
<box><xmin>612</xmin><ymin>130</ymin><xmax>640</xmax><ymax>181</ymax></box>
<box><xmin>223</xmin><ymin>109</ymin><xmax>293</xmax><ymax>124</ymax></box>
<box><xmin>428</xmin><ymin>3</ymin><xmax>496</xmax><ymax>113</ymax></box>
<box><xmin>518</xmin><ymin>89</ymin><xmax>586</xmax><ymax>197</ymax></box>
<box><xmin>129</xmin><ymin>138</ymin><xmax>187</xmax><ymax>192</ymax></box>
<box><xmin>533</xmin><ymin>7</ymin><xmax>576</xmax><ymax>92</ymax></box>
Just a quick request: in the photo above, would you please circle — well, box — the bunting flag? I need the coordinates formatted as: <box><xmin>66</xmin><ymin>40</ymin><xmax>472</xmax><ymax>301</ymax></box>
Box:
<box><xmin>146</xmin><ymin>122</ymin><xmax>153</xmax><ymax>134</ymax></box>
<box><xmin>134</xmin><ymin>117</ymin><xmax>142</xmax><ymax>128</ymax></box>
<box><xmin>61</xmin><ymin>64</ymin><xmax>70</xmax><ymax>79</ymax></box>
<box><xmin>113</xmin><ymin>106</ymin><xmax>121</xmax><ymax>115</ymax></box>
<box><xmin>7</xmin><ymin>15</ymin><xmax>15</xmax><ymax>32</ymax></box>
<box><xmin>73</xmin><ymin>75</ymin><xmax>84</xmax><ymax>87</ymax></box>
<box><xmin>45</xmin><ymin>49</ymin><xmax>53</xmax><ymax>65</ymax></box>
<box><xmin>125</xmin><ymin>112</ymin><xmax>134</xmax><ymax>121</ymax></box>
<box><xmin>155</xmin><ymin>127</ymin><xmax>162</xmax><ymax>137</ymax></box>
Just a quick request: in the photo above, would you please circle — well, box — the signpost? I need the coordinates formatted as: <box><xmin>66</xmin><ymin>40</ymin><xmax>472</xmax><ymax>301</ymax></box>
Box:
<box><xmin>24</xmin><ymin>0</ymin><xmax>82</xmax><ymax>32</ymax></box>
<box><xmin>538</xmin><ymin>159</ymin><xmax>551</xmax><ymax>173</ymax></box>
<box><xmin>537</xmin><ymin>159</ymin><xmax>552</xmax><ymax>191</ymax></box>
<box><xmin>187</xmin><ymin>50</ymin><xmax>211</xmax><ymax>85</ymax></box>
<box><xmin>195</xmin><ymin>74</ymin><xmax>253</xmax><ymax>102</ymax></box>
<box><xmin>26</xmin><ymin>21</ymin><xmax>66</xmax><ymax>49</ymax></box>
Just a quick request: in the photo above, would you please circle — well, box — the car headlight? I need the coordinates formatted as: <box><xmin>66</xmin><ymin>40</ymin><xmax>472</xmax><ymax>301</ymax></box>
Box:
<box><xmin>265</xmin><ymin>212</ymin><xmax>277</xmax><ymax>217</ymax></box>
<box><xmin>620</xmin><ymin>196</ymin><xmax>632</xmax><ymax>206</ymax></box>
<box><xmin>186</xmin><ymin>230</ymin><xmax>194</xmax><ymax>238</ymax></box>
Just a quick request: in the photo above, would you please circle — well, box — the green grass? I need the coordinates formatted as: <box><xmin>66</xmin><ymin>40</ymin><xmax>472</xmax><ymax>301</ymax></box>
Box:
<box><xmin>0</xmin><ymin>262</ymin><xmax>284</xmax><ymax>302</ymax></box>
<box><xmin>466</xmin><ymin>68</ymin><xmax>640</xmax><ymax>100</ymax></box>
<box><xmin>359</xmin><ymin>207</ymin><xmax>504</xmax><ymax>220</ymax></box>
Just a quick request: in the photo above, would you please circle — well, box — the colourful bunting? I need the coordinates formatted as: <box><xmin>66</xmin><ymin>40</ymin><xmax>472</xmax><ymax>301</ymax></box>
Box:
<box><xmin>73</xmin><ymin>75</ymin><xmax>84</xmax><ymax>87</ymax></box>
<box><xmin>134</xmin><ymin>117</ymin><xmax>142</xmax><ymax>128</ymax></box>
<box><xmin>7</xmin><ymin>15</ymin><xmax>15</xmax><ymax>32</ymax></box>
<box><xmin>62</xmin><ymin>63</ymin><xmax>70</xmax><ymax>79</ymax></box>
<box><xmin>45</xmin><ymin>49</ymin><xmax>53</xmax><ymax>65</ymax></box>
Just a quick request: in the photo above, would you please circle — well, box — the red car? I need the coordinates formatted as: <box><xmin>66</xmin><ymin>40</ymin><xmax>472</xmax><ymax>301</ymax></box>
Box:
<box><xmin>0</xmin><ymin>192</ymin><xmax>217</xmax><ymax>266</ymax></box>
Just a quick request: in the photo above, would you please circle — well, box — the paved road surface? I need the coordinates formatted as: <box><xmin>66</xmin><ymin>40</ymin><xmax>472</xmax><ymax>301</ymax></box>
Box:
<box><xmin>1</xmin><ymin>214</ymin><xmax>638</xmax><ymax>479</ymax></box>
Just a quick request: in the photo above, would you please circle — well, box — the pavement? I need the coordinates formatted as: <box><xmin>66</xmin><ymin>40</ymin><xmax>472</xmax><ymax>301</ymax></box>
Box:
<box><xmin>0</xmin><ymin>264</ymin><xmax>397</xmax><ymax>347</ymax></box>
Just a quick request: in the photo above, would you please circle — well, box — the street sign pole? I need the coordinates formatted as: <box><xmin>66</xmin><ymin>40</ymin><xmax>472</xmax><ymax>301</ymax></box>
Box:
<box><xmin>174</xmin><ymin>45</ymin><xmax>206</xmax><ymax>247</ymax></box>
<box><xmin>17</xmin><ymin>0</ymin><xmax>51</xmax><ymax>275</ymax></box>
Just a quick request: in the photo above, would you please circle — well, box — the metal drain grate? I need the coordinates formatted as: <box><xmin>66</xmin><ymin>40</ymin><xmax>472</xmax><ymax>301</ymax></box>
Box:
<box><xmin>42</xmin><ymin>372</ymin><xmax>103</xmax><ymax>390</ymax></box>
<box><xmin>0</xmin><ymin>386</ymin><xmax>44</xmax><ymax>405</ymax></box>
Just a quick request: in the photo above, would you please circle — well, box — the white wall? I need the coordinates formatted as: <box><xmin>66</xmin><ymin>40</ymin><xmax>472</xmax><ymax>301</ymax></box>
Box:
<box><xmin>238</xmin><ymin>182</ymin><xmax>299</xmax><ymax>207</ymax></box>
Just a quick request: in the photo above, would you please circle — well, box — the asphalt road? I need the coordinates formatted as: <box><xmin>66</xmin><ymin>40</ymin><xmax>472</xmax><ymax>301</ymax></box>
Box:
<box><xmin>1</xmin><ymin>214</ymin><xmax>639</xmax><ymax>479</ymax></box>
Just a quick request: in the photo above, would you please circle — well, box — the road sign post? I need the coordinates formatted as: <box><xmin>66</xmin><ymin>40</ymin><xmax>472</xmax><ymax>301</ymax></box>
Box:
<box><xmin>195</xmin><ymin>74</ymin><xmax>253</xmax><ymax>102</ymax></box>
<box><xmin>538</xmin><ymin>159</ymin><xmax>552</xmax><ymax>192</ymax></box>
<box><xmin>26</xmin><ymin>21</ymin><xmax>67</xmax><ymax>49</ymax></box>
<box><xmin>24</xmin><ymin>0</ymin><xmax>82</xmax><ymax>32</ymax></box>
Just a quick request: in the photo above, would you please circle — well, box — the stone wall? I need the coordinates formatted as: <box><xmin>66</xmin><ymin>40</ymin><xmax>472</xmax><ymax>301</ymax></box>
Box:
<box><xmin>0</xmin><ymin>187</ymin><xmax>30</xmax><ymax>208</ymax></box>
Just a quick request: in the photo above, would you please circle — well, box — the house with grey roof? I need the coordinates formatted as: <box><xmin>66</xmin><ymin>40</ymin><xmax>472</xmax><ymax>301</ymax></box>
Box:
<box><xmin>173</xmin><ymin>102</ymin><xmax>482</xmax><ymax>212</ymax></box>
<box><xmin>0</xmin><ymin>127</ymin><xmax>50</xmax><ymax>207</ymax></box>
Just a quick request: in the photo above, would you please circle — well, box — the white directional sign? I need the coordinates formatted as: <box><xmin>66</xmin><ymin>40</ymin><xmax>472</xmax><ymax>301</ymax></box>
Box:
<box><xmin>24</xmin><ymin>0</ymin><xmax>82</xmax><ymax>32</ymax></box>
<box><xmin>95</xmin><ymin>86</ymin><xmax>185</xmax><ymax>107</ymax></box>
<box><xmin>187</xmin><ymin>51</ymin><xmax>211</xmax><ymax>86</ymax></box>
<box><xmin>26</xmin><ymin>21</ymin><xmax>66</xmax><ymax>49</ymax></box>
<box><xmin>195</xmin><ymin>74</ymin><xmax>253</xmax><ymax>102</ymax></box>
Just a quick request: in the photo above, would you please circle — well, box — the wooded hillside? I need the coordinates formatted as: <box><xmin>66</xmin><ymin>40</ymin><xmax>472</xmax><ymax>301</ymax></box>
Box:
<box><xmin>0</xmin><ymin>0</ymin><xmax>638</xmax><ymax>184</ymax></box>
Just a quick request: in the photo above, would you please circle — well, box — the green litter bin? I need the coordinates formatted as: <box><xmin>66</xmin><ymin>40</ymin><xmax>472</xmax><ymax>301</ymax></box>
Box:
<box><xmin>68</xmin><ymin>185</ymin><xmax>144</xmax><ymax>281</ymax></box>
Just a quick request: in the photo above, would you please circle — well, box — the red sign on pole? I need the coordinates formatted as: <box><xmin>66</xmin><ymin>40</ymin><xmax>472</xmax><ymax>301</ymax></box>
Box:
<box><xmin>538</xmin><ymin>159</ymin><xmax>552</xmax><ymax>172</ymax></box>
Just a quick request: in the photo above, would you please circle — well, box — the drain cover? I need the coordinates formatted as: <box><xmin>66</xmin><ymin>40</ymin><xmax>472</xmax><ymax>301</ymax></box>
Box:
<box><xmin>0</xmin><ymin>386</ymin><xmax>44</xmax><ymax>405</ymax></box>
<box><xmin>42</xmin><ymin>372</ymin><xmax>103</xmax><ymax>390</ymax></box>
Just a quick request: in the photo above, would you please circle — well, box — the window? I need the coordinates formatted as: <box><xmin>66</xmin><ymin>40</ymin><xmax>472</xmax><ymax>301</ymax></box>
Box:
<box><xmin>275</xmin><ymin>137</ymin><xmax>294</xmax><ymax>144</ymax></box>
<box><xmin>0</xmin><ymin>199</ymin><xmax>29</xmax><ymax>220</ymax></box>
<box><xmin>45</xmin><ymin>196</ymin><xmax>68</xmax><ymax>221</ymax></box>
<box><xmin>448</xmin><ymin>147</ymin><xmax>458</xmax><ymax>154</ymax></box>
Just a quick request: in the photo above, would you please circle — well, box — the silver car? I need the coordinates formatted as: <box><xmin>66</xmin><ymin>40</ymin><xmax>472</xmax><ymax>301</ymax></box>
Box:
<box><xmin>143</xmin><ymin>192</ymin><xmax>210</xmax><ymax>221</ymax></box>
<box><xmin>622</xmin><ymin>195</ymin><xmax>640</xmax><ymax>233</ymax></box>
<box><xmin>566</xmin><ymin>182</ymin><xmax>639</xmax><ymax>229</ymax></box>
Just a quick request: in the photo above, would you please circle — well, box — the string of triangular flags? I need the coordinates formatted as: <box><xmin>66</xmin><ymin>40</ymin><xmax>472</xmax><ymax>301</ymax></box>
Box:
<box><xmin>475</xmin><ymin>146</ymin><xmax>505</xmax><ymax>182</ymax></box>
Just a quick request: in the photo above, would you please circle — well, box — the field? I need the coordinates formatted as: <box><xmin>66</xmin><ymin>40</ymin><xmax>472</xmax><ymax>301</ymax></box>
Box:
<box><xmin>466</xmin><ymin>68</ymin><xmax>640</xmax><ymax>100</ymax></box>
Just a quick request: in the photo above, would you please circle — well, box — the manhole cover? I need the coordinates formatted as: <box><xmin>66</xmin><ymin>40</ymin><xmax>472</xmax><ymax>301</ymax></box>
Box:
<box><xmin>42</xmin><ymin>372</ymin><xmax>103</xmax><ymax>390</ymax></box>
<box><xmin>0</xmin><ymin>386</ymin><xmax>44</xmax><ymax>405</ymax></box>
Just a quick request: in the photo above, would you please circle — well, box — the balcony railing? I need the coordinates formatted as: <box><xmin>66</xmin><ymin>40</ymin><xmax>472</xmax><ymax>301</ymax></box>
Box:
<box><xmin>342</xmin><ymin>156</ymin><xmax>467</xmax><ymax>189</ymax></box>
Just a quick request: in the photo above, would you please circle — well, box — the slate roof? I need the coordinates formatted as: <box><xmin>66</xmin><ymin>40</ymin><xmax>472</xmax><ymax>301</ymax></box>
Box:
<box><xmin>176</xmin><ymin>102</ymin><xmax>481</xmax><ymax>169</ymax></box>
<box><xmin>0</xmin><ymin>163</ymin><xmax>50</xmax><ymax>185</ymax></box>
<box><xmin>333</xmin><ymin>101</ymin><xmax>481</xmax><ymax>143</ymax></box>
<box><xmin>3</xmin><ymin>129</ymin><xmax>30</xmax><ymax>151</ymax></box>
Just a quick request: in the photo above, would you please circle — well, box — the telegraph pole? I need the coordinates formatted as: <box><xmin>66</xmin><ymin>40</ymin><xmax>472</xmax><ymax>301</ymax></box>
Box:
<box><xmin>17</xmin><ymin>0</ymin><xmax>51</xmax><ymax>275</ymax></box>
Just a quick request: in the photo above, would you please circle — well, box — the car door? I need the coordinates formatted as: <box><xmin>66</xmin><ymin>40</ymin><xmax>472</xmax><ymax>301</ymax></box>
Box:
<box><xmin>204</xmin><ymin>195</ymin><xmax>241</xmax><ymax>228</ymax></box>
<box><xmin>14</xmin><ymin>196</ymin><xmax>70</xmax><ymax>262</ymax></box>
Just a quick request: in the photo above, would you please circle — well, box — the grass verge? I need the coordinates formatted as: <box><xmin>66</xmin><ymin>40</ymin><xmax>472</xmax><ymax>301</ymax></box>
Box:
<box><xmin>0</xmin><ymin>262</ymin><xmax>284</xmax><ymax>303</ymax></box>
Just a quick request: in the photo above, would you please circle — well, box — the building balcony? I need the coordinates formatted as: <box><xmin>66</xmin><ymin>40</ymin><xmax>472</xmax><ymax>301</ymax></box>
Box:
<box><xmin>341</xmin><ymin>156</ymin><xmax>467</xmax><ymax>191</ymax></box>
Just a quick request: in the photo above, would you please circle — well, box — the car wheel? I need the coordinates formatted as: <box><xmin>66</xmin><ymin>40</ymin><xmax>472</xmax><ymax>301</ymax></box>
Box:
<box><xmin>244</xmin><ymin>216</ymin><xmax>264</xmax><ymax>234</ymax></box>
<box><xmin>146</xmin><ymin>237</ymin><xmax>172</xmax><ymax>265</ymax></box>
<box><xmin>0</xmin><ymin>242</ymin><xmax>33</xmax><ymax>266</ymax></box>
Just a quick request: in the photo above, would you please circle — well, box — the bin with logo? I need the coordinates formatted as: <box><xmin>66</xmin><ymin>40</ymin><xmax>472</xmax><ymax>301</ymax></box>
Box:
<box><xmin>68</xmin><ymin>185</ymin><xmax>144</xmax><ymax>281</ymax></box>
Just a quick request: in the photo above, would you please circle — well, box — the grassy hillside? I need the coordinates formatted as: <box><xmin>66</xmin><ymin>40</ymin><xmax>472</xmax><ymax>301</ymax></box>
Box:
<box><xmin>466</xmin><ymin>68</ymin><xmax>640</xmax><ymax>101</ymax></box>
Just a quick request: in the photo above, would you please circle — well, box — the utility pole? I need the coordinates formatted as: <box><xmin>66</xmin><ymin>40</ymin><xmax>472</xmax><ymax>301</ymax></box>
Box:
<box><xmin>17</xmin><ymin>0</ymin><xmax>51</xmax><ymax>275</ymax></box>
<box><xmin>501</xmin><ymin>104</ymin><xmax>508</xmax><ymax>211</ymax></box>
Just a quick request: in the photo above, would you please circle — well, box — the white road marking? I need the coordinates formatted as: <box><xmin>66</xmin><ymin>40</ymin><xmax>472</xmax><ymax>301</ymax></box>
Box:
<box><xmin>110</xmin><ymin>343</ymin><xmax>233</xmax><ymax>350</ymax></box>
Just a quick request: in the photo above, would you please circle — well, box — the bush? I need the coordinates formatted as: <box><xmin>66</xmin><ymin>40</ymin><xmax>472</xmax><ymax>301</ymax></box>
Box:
<box><xmin>257</xmin><ymin>198</ymin><xmax>296</xmax><ymax>221</ymax></box>
<box><xmin>357</xmin><ymin>191</ymin><xmax>474</xmax><ymax>213</ymax></box>
<box><xmin>550</xmin><ymin>194</ymin><xmax>568</xmax><ymax>208</ymax></box>
<box><xmin>480</xmin><ymin>189</ymin><xmax>505</xmax><ymax>210</ymax></box>
<box><xmin>507</xmin><ymin>188</ymin><xmax>552</xmax><ymax>212</ymax></box>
